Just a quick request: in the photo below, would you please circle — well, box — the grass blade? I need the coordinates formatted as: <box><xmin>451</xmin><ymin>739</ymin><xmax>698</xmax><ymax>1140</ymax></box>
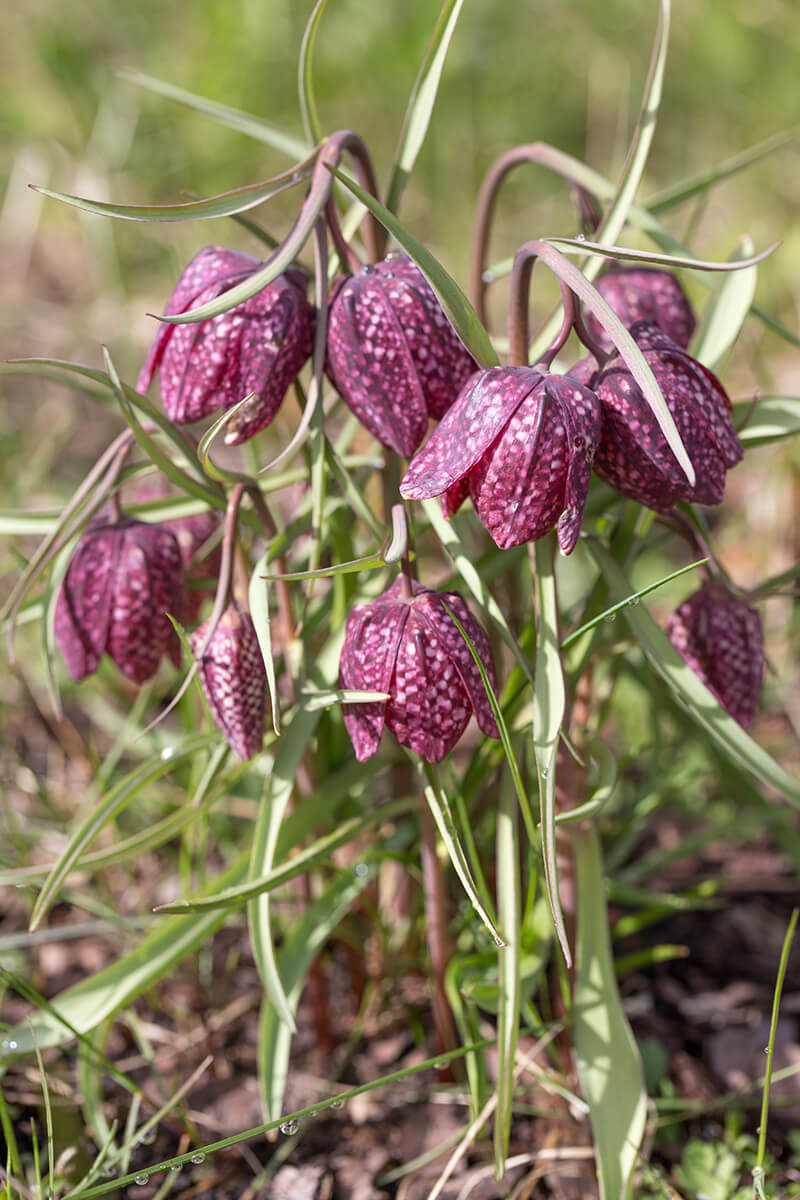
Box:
<box><xmin>29</xmin><ymin>735</ymin><xmax>217</xmax><ymax>932</ymax></box>
<box><xmin>691</xmin><ymin>235</ymin><xmax>757</xmax><ymax>371</ymax></box>
<box><xmin>531</xmin><ymin>537</ymin><xmax>570</xmax><ymax>966</ymax></box>
<box><xmin>298</xmin><ymin>0</ymin><xmax>327</xmax><ymax>146</ymax></box>
<box><xmin>734</xmin><ymin>396</ymin><xmax>800</xmax><ymax>446</ymax></box>
<box><xmin>572</xmin><ymin>823</ymin><xmax>646</xmax><ymax>1200</ymax></box>
<box><xmin>119</xmin><ymin>71</ymin><xmax>311</xmax><ymax>159</ymax></box>
<box><xmin>386</xmin><ymin>0</ymin><xmax>465</xmax><ymax>215</ymax></box>
<box><xmin>30</xmin><ymin>160</ymin><xmax>313</xmax><ymax>223</ymax></box>
<box><xmin>494</xmin><ymin>774</ymin><xmax>520</xmax><ymax>1176</ymax></box>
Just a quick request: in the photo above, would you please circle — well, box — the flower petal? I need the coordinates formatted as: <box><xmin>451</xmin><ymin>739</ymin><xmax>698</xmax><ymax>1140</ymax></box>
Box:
<box><xmin>548</xmin><ymin>375</ymin><xmax>602</xmax><ymax>555</ymax></box>
<box><xmin>339</xmin><ymin>597</ymin><xmax>409</xmax><ymax>761</ymax></box>
<box><xmin>416</xmin><ymin>591</ymin><xmax>500</xmax><ymax>739</ymax></box>
<box><xmin>54</xmin><ymin>524</ymin><xmax>119</xmax><ymax>680</ymax></box>
<box><xmin>193</xmin><ymin>608</ymin><xmax>267</xmax><ymax>758</ymax></box>
<box><xmin>400</xmin><ymin>366</ymin><xmax>543</xmax><ymax>499</ymax></box>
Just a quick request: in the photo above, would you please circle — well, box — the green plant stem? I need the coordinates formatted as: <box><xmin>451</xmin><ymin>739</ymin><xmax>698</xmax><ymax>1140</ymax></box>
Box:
<box><xmin>419</xmin><ymin>800</ymin><xmax>458</xmax><ymax>1059</ymax></box>
<box><xmin>755</xmin><ymin>907</ymin><xmax>799</xmax><ymax>1184</ymax></box>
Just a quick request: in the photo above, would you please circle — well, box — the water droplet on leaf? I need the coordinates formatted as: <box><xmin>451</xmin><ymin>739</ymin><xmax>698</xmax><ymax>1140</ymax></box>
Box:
<box><xmin>190</xmin><ymin>1153</ymin><xmax>206</xmax><ymax>1165</ymax></box>
<box><xmin>330</xmin><ymin>1098</ymin><xmax>345</xmax><ymax>1110</ymax></box>
<box><xmin>134</xmin><ymin>1175</ymin><xmax>149</xmax><ymax>1186</ymax></box>
<box><xmin>280</xmin><ymin>1119</ymin><xmax>299</xmax><ymax>1135</ymax></box>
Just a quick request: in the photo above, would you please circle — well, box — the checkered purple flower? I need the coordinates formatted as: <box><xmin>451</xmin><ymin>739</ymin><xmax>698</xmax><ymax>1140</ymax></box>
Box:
<box><xmin>666</xmin><ymin>585</ymin><xmax>764</xmax><ymax>727</ymax></box>
<box><xmin>326</xmin><ymin>254</ymin><xmax>477</xmax><ymax>456</ymax></box>
<box><xmin>192</xmin><ymin>606</ymin><xmax>267</xmax><ymax>759</ymax></box>
<box><xmin>339</xmin><ymin>578</ymin><xmax>500</xmax><ymax>763</ymax></box>
<box><xmin>585</xmin><ymin>267</ymin><xmax>696</xmax><ymax>352</ymax></box>
<box><xmin>55</xmin><ymin>518</ymin><xmax>184</xmax><ymax>683</ymax></box>
<box><xmin>592</xmin><ymin>320</ymin><xmax>742</xmax><ymax>511</ymax></box>
<box><xmin>137</xmin><ymin>247</ymin><xmax>314</xmax><ymax>444</ymax></box>
<box><xmin>400</xmin><ymin>367</ymin><xmax>602</xmax><ymax>553</ymax></box>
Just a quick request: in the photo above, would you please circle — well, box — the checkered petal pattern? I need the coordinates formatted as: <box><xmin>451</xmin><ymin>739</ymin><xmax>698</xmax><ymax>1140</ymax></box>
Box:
<box><xmin>666</xmin><ymin>585</ymin><xmax>764</xmax><ymax>727</ymax></box>
<box><xmin>137</xmin><ymin>248</ymin><xmax>314</xmax><ymax>443</ymax></box>
<box><xmin>585</xmin><ymin>267</ymin><xmax>696</xmax><ymax>351</ymax></box>
<box><xmin>339</xmin><ymin>578</ymin><xmax>499</xmax><ymax>763</ymax></box>
<box><xmin>326</xmin><ymin>255</ymin><xmax>477</xmax><ymax>456</ymax></box>
<box><xmin>402</xmin><ymin>368</ymin><xmax>601</xmax><ymax>554</ymax></box>
<box><xmin>593</xmin><ymin>320</ymin><xmax>742</xmax><ymax>511</ymax></box>
<box><xmin>55</xmin><ymin>518</ymin><xmax>184</xmax><ymax>684</ymax></box>
<box><xmin>192</xmin><ymin>607</ymin><xmax>268</xmax><ymax>759</ymax></box>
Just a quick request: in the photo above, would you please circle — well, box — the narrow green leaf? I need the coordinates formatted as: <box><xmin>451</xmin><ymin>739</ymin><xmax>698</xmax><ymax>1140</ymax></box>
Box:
<box><xmin>30</xmin><ymin>159</ymin><xmax>313</xmax><ymax>223</ymax></box>
<box><xmin>249</xmin><ymin>548</ymin><xmax>281</xmax><ymax>736</ymax></box>
<box><xmin>259</xmin><ymin>864</ymin><xmax>373</xmax><ymax>1119</ymax></box>
<box><xmin>301</xmin><ymin>688</ymin><xmax>391</xmax><ymax>710</ymax></box>
<box><xmin>591</xmin><ymin>0</ymin><xmax>670</xmax><ymax>254</ymax></box>
<box><xmin>386</xmin><ymin>0</ymin><xmax>464</xmax><ymax>215</ymax></box>
<box><xmin>119</xmin><ymin>70</ymin><xmax>312</xmax><ymax>159</ymax></box>
<box><xmin>691</xmin><ymin>236</ymin><xmax>757</xmax><ymax>370</ymax></box>
<box><xmin>545</xmin><ymin>236</ymin><xmax>776</xmax><ymax>274</ymax></box>
<box><xmin>154</xmin><ymin>799</ymin><xmax>412</xmax><ymax>913</ymax></box>
<box><xmin>531</xmin><ymin>537</ymin><xmax>570</xmax><ymax>966</ymax></box>
<box><xmin>572</xmin><ymin>823</ymin><xmax>647</xmax><ymax>1200</ymax></box>
<box><xmin>264</xmin><ymin>551</ymin><xmax>385</xmax><ymax>581</ymax></box>
<box><xmin>29</xmin><ymin>735</ymin><xmax>217</xmax><ymax>932</ymax></box>
<box><xmin>421</xmin><ymin>763</ymin><xmax>502</xmax><ymax>943</ymax></box>
<box><xmin>647</xmin><ymin>124</ymin><xmax>800</xmax><ymax>214</ymax></box>
<box><xmin>197</xmin><ymin>394</ymin><xmax>258</xmax><ymax>485</ymax></box>
<box><xmin>326</xmin><ymin>163</ymin><xmax>498</xmax><ymax>368</ymax></box>
<box><xmin>588</xmin><ymin>539</ymin><xmax>800</xmax><ymax>805</ymax></box>
<box><xmin>298</xmin><ymin>0</ymin><xmax>327</xmax><ymax>146</ymax></box>
<box><xmin>4</xmin><ymin>851</ymin><xmax>250</xmax><ymax>1053</ymax></box>
<box><xmin>494</xmin><ymin>774</ymin><xmax>520</xmax><ymax>1176</ymax></box>
<box><xmin>533</xmin><ymin>242</ymin><xmax>694</xmax><ymax>487</ymax></box>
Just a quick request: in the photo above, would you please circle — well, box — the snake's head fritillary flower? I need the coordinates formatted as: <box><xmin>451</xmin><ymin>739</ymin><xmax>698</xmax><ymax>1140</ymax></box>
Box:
<box><xmin>592</xmin><ymin>320</ymin><xmax>742</xmax><ymax>511</ymax></box>
<box><xmin>400</xmin><ymin>367</ymin><xmax>602</xmax><ymax>553</ymax></box>
<box><xmin>326</xmin><ymin>254</ymin><xmax>477</xmax><ymax>457</ymax></box>
<box><xmin>339</xmin><ymin>578</ymin><xmax>500</xmax><ymax>763</ymax></box>
<box><xmin>137</xmin><ymin>247</ymin><xmax>314</xmax><ymax>444</ymax></box>
<box><xmin>666</xmin><ymin>584</ymin><xmax>764</xmax><ymax>727</ymax></box>
<box><xmin>55</xmin><ymin>518</ymin><xmax>184</xmax><ymax>684</ymax></box>
<box><xmin>585</xmin><ymin>267</ymin><xmax>696</xmax><ymax>352</ymax></box>
<box><xmin>192</xmin><ymin>607</ymin><xmax>267</xmax><ymax>759</ymax></box>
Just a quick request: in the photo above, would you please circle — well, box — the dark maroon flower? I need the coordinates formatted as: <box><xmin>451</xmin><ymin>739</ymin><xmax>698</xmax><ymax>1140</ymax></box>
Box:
<box><xmin>666</xmin><ymin>584</ymin><xmax>764</xmax><ymax>727</ymax></box>
<box><xmin>55</xmin><ymin>517</ymin><xmax>184</xmax><ymax>684</ymax></box>
<box><xmin>592</xmin><ymin>320</ymin><xmax>742</xmax><ymax>511</ymax></box>
<box><xmin>585</xmin><ymin>267</ymin><xmax>696</xmax><ymax>352</ymax></box>
<box><xmin>400</xmin><ymin>367</ymin><xmax>602</xmax><ymax>553</ymax></box>
<box><xmin>326</xmin><ymin>254</ymin><xmax>477</xmax><ymax>456</ymax></box>
<box><xmin>192</xmin><ymin>606</ymin><xmax>267</xmax><ymax>759</ymax></box>
<box><xmin>339</xmin><ymin>578</ymin><xmax>500</xmax><ymax>763</ymax></box>
<box><xmin>137</xmin><ymin>247</ymin><xmax>314</xmax><ymax>445</ymax></box>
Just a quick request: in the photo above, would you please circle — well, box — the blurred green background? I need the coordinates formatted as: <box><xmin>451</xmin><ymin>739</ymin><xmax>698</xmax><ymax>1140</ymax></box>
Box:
<box><xmin>2</xmin><ymin>0</ymin><xmax>799</xmax><ymax>482</ymax></box>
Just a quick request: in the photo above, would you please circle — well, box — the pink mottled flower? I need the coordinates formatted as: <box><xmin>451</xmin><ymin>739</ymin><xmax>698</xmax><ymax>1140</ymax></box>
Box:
<box><xmin>666</xmin><ymin>585</ymin><xmax>764</xmax><ymax>727</ymax></box>
<box><xmin>326</xmin><ymin>254</ymin><xmax>477</xmax><ymax>456</ymax></box>
<box><xmin>192</xmin><ymin>607</ymin><xmax>267</xmax><ymax>759</ymax></box>
<box><xmin>137</xmin><ymin>247</ymin><xmax>314</xmax><ymax>445</ymax></box>
<box><xmin>339</xmin><ymin>578</ymin><xmax>500</xmax><ymax>763</ymax></box>
<box><xmin>585</xmin><ymin>267</ymin><xmax>696</xmax><ymax>351</ymax></box>
<box><xmin>592</xmin><ymin>320</ymin><xmax>742</xmax><ymax>511</ymax></box>
<box><xmin>400</xmin><ymin>367</ymin><xmax>602</xmax><ymax>553</ymax></box>
<box><xmin>55</xmin><ymin>518</ymin><xmax>184</xmax><ymax>684</ymax></box>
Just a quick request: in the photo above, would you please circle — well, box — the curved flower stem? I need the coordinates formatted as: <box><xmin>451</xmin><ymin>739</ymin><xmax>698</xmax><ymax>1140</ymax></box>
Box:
<box><xmin>325</xmin><ymin>195</ymin><xmax>363</xmax><ymax>274</ymax></box>
<box><xmin>657</xmin><ymin>507</ymin><xmax>732</xmax><ymax>587</ymax></box>
<box><xmin>469</xmin><ymin>143</ymin><xmax>602</xmax><ymax>328</ymax></box>
<box><xmin>507</xmin><ymin>240</ymin><xmax>610</xmax><ymax>369</ymax></box>
<box><xmin>305</xmin><ymin>130</ymin><xmax>385</xmax><ymax>266</ymax></box>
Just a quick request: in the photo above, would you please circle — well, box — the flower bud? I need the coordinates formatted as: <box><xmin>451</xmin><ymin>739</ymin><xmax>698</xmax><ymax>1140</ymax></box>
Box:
<box><xmin>192</xmin><ymin>607</ymin><xmax>267</xmax><ymax>759</ymax></box>
<box><xmin>137</xmin><ymin>248</ymin><xmax>314</xmax><ymax>444</ymax></box>
<box><xmin>400</xmin><ymin>367</ymin><xmax>601</xmax><ymax>553</ymax></box>
<box><xmin>327</xmin><ymin>254</ymin><xmax>477</xmax><ymax>456</ymax></box>
<box><xmin>339</xmin><ymin>578</ymin><xmax>500</xmax><ymax>763</ymax></box>
<box><xmin>586</xmin><ymin>267</ymin><xmax>696</xmax><ymax>351</ymax></box>
<box><xmin>592</xmin><ymin>320</ymin><xmax>742</xmax><ymax>511</ymax></box>
<box><xmin>55</xmin><ymin>518</ymin><xmax>184</xmax><ymax>683</ymax></box>
<box><xmin>666</xmin><ymin>585</ymin><xmax>764</xmax><ymax>727</ymax></box>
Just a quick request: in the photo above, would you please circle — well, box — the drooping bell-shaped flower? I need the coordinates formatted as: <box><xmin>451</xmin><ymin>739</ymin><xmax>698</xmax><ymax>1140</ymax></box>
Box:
<box><xmin>137</xmin><ymin>247</ymin><xmax>314</xmax><ymax>445</ymax></box>
<box><xmin>339</xmin><ymin>578</ymin><xmax>500</xmax><ymax>763</ymax></box>
<box><xmin>666</xmin><ymin>584</ymin><xmax>764</xmax><ymax>727</ymax></box>
<box><xmin>55</xmin><ymin>517</ymin><xmax>184</xmax><ymax>683</ymax></box>
<box><xmin>192</xmin><ymin>606</ymin><xmax>267</xmax><ymax>759</ymax></box>
<box><xmin>326</xmin><ymin>254</ymin><xmax>477</xmax><ymax>457</ymax></box>
<box><xmin>592</xmin><ymin>320</ymin><xmax>742</xmax><ymax>511</ymax></box>
<box><xmin>585</xmin><ymin>267</ymin><xmax>696</xmax><ymax>352</ymax></box>
<box><xmin>400</xmin><ymin>367</ymin><xmax>602</xmax><ymax>553</ymax></box>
